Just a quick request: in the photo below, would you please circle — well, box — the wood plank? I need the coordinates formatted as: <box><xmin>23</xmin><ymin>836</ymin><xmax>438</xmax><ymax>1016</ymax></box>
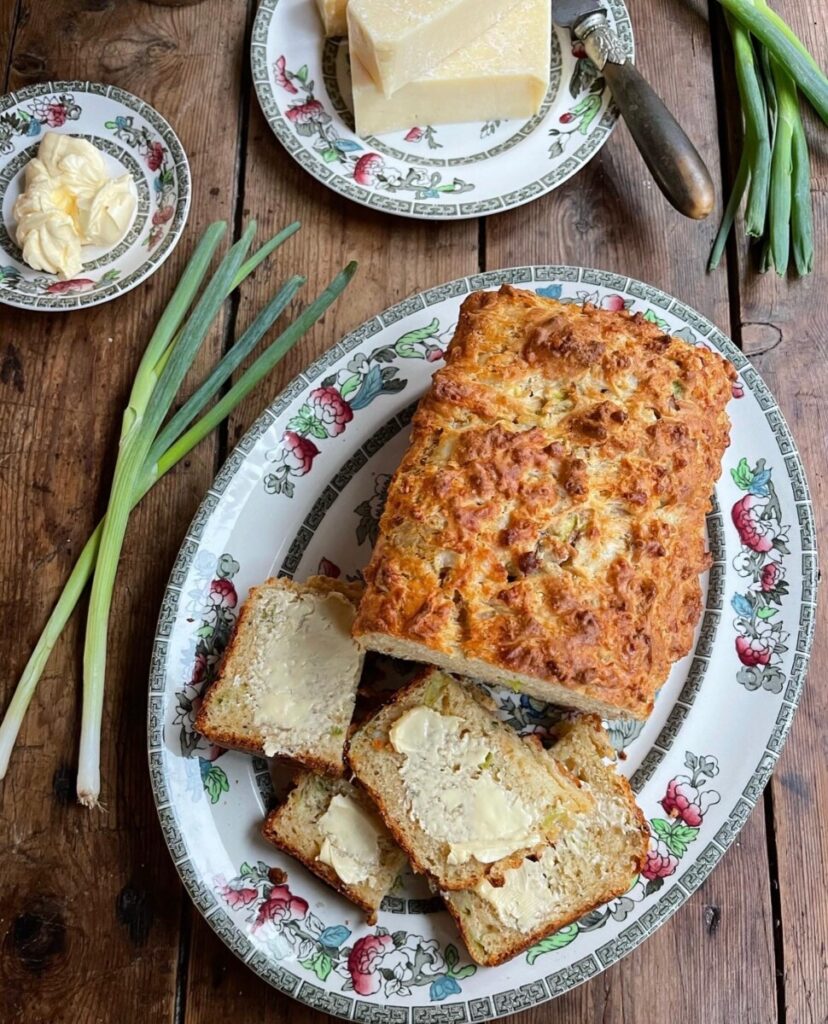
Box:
<box><xmin>0</xmin><ymin>1</ymin><xmax>250</xmax><ymax>1021</ymax></box>
<box><xmin>482</xmin><ymin>1</ymin><xmax>777</xmax><ymax>1021</ymax></box>
<box><xmin>1</xmin><ymin>0</ymin><xmax>19</xmax><ymax>87</ymax></box>
<box><xmin>723</xmin><ymin>2</ymin><xmax>828</xmax><ymax>1019</ymax></box>
<box><xmin>182</xmin><ymin>81</ymin><xmax>481</xmax><ymax>1024</ymax></box>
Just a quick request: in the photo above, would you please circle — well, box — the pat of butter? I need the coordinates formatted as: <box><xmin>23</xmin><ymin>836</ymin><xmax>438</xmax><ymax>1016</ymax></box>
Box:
<box><xmin>475</xmin><ymin>854</ymin><xmax>554</xmax><ymax>929</ymax></box>
<box><xmin>389</xmin><ymin>706</ymin><xmax>541</xmax><ymax>865</ymax></box>
<box><xmin>317</xmin><ymin>793</ymin><xmax>385</xmax><ymax>884</ymax></box>
<box><xmin>351</xmin><ymin>0</ymin><xmax>550</xmax><ymax>136</ymax></box>
<box><xmin>315</xmin><ymin>0</ymin><xmax>348</xmax><ymax>36</ymax></box>
<box><xmin>347</xmin><ymin>0</ymin><xmax>523</xmax><ymax>98</ymax></box>
<box><xmin>247</xmin><ymin>589</ymin><xmax>361</xmax><ymax>758</ymax></box>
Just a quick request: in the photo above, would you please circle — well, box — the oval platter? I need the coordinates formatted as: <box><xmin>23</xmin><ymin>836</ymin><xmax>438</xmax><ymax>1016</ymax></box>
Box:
<box><xmin>0</xmin><ymin>80</ymin><xmax>190</xmax><ymax>311</ymax></box>
<box><xmin>149</xmin><ymin>266</ymin><xmax>816</xmax><ymax>1021</ymax></box>
<box><xmin>251</xmin><ymin>0</ymin><xmax>632</xmax><ymax>219</ymax></box>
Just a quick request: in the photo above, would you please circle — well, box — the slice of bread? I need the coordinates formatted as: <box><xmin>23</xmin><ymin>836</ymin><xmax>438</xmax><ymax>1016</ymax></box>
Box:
<box><xmin>195</xmin><ymin>575</ymin><xmax>364</xmax><ymax>776</ymax></box>
<box><xmin>443</xmin><ymin>715</ymin><xmax>650</xmax><ymax>966</ymax></box>
<box><xmin>345</xmin><ymin>670</ymin><xmax>594</xmax><ymax>891</ymax></box>
<box><xmin>262</xmin><ymin>772</ymin><xmax>407</xmax><ymax>923</ymax></box>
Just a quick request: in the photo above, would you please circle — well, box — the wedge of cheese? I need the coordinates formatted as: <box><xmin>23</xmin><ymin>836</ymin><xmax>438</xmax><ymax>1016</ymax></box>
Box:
<box><xmin>347</xmin><ymin>0</ymin><xmax>523</xmax><ymax>98</ymax></box>
<box><xmin>351</xmin><ymin>0</ymin><xmax>550</xmax><ymax>136</ymax></box>
<box><xmin>315</xmin><ymin>0</ymin><xmax>348</xmax><ymax>36</ymax></box>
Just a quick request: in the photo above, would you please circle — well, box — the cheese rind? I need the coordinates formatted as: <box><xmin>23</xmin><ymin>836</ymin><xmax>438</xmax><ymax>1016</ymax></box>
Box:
<box><xmin>315</xmin><ymin>0</ymin><xmax>348</xmax><ymax>36</ymax></box>
<box><xmin>347</xmin><ymin>0</ymin><xmax>523</xmax><ymax>98</ymax></box>
<box><xmin>351</xmin><ymin>0</ymin><xmax>550</xmax><ymax>137</ymax></box>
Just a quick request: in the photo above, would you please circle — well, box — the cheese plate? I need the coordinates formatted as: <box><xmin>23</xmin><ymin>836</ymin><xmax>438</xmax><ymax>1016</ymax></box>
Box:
<box><xmin>251</xmin><ymin>0</ymin><xmax>632</xmax><ymax>219</ymax></box>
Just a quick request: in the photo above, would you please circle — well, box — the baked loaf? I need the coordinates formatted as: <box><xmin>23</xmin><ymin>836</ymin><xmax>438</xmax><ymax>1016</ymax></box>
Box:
<box><xmin>353</xmin><ymin>286</ymin><xmax>735</xmax><ymax>718</ymax></box>
<box><xmin>262</xmin><ymin>772</ymin><xmax>406</xmax><ymax>923</ymax></box>
<box><xmin>195</xmin><ymin>575</ymin><xmax>364</xmax><ymax>775</ymax></box>
<box><xmin>346</xmin><ymin>669</ymin><xmax>593</xmax><ymax>891</ymax></box>
<box><xmin>443</xmin><ymin>714</ymin><xmax>649</xmax><ymax>966</ymax></box>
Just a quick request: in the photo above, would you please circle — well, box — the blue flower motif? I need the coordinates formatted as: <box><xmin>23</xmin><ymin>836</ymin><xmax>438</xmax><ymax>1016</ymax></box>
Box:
<box><xmin>115</xmin><ymin>115</ymin><xmax>129</xmax><ymax>128</ymax></box>
<box><xmin>27</xmin><ymin>119</ymin><xmax>42</xmax><ymax>136</ymax></box>
<box><xmin>536</xmin><ymin>284</ymin><xmax>563</xmax><ymax>299</ymax></box>
<box><xmin>731</xmin><ymin>593</ymin><xmax>753</xmax><ymax>619</ymax></box>
<box><xmin>748</xmin><ymin>467</ymin><xmax>772</xmax><ymax>498</ymax></box>
<box><xmin>154</xmin><ymin>176</ymin><xmax>164</xmax><ymax>193</ymax></box>
<box><xmin>318</xmin><ymin>925</ymin><xmax>351</xmax><ymax>948</ymax></box>
<box><xmin>429</xmin><ymin>975</ymin><xmax>462</xmax><ymax>1001</ymax></box>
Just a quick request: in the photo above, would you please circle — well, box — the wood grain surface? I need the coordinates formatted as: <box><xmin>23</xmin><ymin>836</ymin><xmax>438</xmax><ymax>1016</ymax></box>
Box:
<box><xmin>0</xmin><ymin>1</ymin><xmax>824</xmax><ymax>1022</ymax></box>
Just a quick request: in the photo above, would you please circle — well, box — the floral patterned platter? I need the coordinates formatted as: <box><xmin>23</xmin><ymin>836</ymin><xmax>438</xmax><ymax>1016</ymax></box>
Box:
<box><xmin>149</xmin><ymin>267</ymin><xmax>817</xmax><ymax>1021</ymax></box>
<box><xmin>0</xmin><ymin>81</ymin><xmax>189</xmax><ymax>310</ymax></box>
<box><xmin>251</xmin><ymin>0</ymin><xmax>632</xmax><ymax>219</ymax></box>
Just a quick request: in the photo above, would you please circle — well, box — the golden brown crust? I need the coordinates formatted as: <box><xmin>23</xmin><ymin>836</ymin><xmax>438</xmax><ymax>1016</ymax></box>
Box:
<box><xmin>195</xmin><ymin>574</ymin><xmax>363</xmax><ymax>773</ymax></box>
<box><xmin>353</xmin><ymin>287</ymin><xmax>735</xmax><ymax>719</ymax></box>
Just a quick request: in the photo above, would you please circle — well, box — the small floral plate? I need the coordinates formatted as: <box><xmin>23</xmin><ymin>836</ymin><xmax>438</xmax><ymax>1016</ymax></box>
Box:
<box><xmin>0</xmin><ymin>81</ymin><xmax>190</xmax><ymax>311</ymax></box>
<box><xmin>251</xmin><ymin>0</ymin><xmax>632</xmax><ymax>219</ymax></box>
<box><xmin>149</xmin><ymin>267</ymin><xmax>816</xmax><ymax>1020</ymax></box>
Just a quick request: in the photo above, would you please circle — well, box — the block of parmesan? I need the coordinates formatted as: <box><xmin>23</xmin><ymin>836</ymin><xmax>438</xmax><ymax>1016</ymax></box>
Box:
<box><xmin>353</xmin><ymin>286</ymin><xmax>736</xmax><ymax>720</ymax></box>
<box><xmin>315</xmin><ymin>0</ymin><xmax>348</xmax><ymax>36</ymax></box>
<box><xmin>347</xmin><ymin>0</ymin><xmax>521</xmax><ymax>98</ymax></box>
<box><xmin>351</xmin><ymin>0</ymin><xmax>550</xmax><ymax>136</ymax></box>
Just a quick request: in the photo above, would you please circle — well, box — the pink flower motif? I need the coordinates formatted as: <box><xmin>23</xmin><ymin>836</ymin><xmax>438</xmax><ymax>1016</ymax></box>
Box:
<box><xmin>146</xmin><ymin>141</ymin><xmax>165</xmax><ymax>172</ymax></box>
<box><xmin>191</xmin><ymin>652</ymin><xmax>208</xmax><ymax>685</ymax></box>
<box><xmin>732</xmin><ymin>380</ymin><xmax>745</xmax><ymax>399</ymax></box>
<box><xmin>217</xmin><ymin>881</ymin><xmax>258</xmax><ymax>910</ymax></box>
<box><xmin>736</xmin><ymin>634</ymin><xmax>772</xmax><ymax>667</ymax></box>
<box><xmin>209</xmin><ymin>578</ymin><xmax>238</xmax><ymax>609</ymax></box>
<box><xmin>152</xmin><ymin>205</ymin><xmax>174</xmax><ymax>226</ymax></box>
<box><xmin>274</xmin><ymin>55</ymin><xmax>298</xmax><ymax>94</ymax></box>
<box><xmin>760</xmin><ymin>561</ymin><xmax>782</xmax><ymax>592</ymax></box>
<box><xmin>426</xmin><ymin>346</ymin><xmax>444</xmax><ymax>363</ymax></box>
<box><xmin>732</xmin><ymin>494</ymin><xmax>775</xmax><ymax>553</ymax></box>
<box><xmin>404</xmin><ymin>127</ymin><xmax>423</xmax><ymax>142</ymax></box>
<box><xmin>642</xmin><ymin>838</ymin><xmax>678</xmax><ymax>880</ymax></box>
<box><xmin>286</xmin><ymin>99</ymin><xmax>325</xmax><ymax>125</ymax></box>
<box><xmin>282</xmin><ymin>430</ymin><xmax>319</xmax><ymax>475</ymax></box>
<box><xmin>148</xmin><ymin>225</ymin><xmax>164</xmax><ymax>250</ymax></box>
<box><xmin>308</xmin><ymin>386</ymin><xmax>353</xmax><ymax>436</ymax></box>
<box><xmin>353</xmin><ymin>152</ymin><xmax>384</xmax><ymax>186</ymax></box>
<box><xmin>559</xmin><ymin>112</ymin><xmax>575</xmax><ymax>124</ymax></box>
<box><xmin>45</xmin><ymin>103</ymin><xmax>67</xmax><ymax>127</ymax></box>
<box><xmin>662</xmin><ymin>778</ymin><xmax>719</xmax><ymax>827</ymax></box>
<box><xmin>571</xmin><ymin>41</ymin><xmax>588</xmax><ymax>60</ymax></box>
<box><xmin>318</xmin><ymin>557</ymin><xmax>341</xmax><ymax>578</ymax></box>
<box><xmin>601</xmin><ymin>294</ymin><xmax>626</xmax><ymax>312</ymax></box>
<box><xmin>46</xmin><ymin>278</ymin><xmax>95</xmax><ymax>294</ymax></box>
<box><xmin>254</xmin><ymin>883</ymin><xmax>309</xmax><ymax>929</ymax></box>
<box><xmin>347</xmin><ymin>934</ymin><xmax>393</xmax><ymax>996</ymax></box>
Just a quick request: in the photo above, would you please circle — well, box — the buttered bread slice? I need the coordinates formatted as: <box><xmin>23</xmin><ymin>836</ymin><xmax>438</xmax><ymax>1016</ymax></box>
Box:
<box><xmin>443</xmin><ymin>715</ymin><xmax>649</xmax><ymax>966</ymax></box>
<box><xmin>195</xmin><ymin>575</ymin><xmax>364</xmax><ymax>775</ymax></box>
<box><xmin>346</xmin><ymin>670</ymin><xmax>593</xmax><ymax>891</ymax></box>
<box><xmin>263</xmin><ymin>772</ymin><xmax>407</xmax><ymax>922</ymax></box>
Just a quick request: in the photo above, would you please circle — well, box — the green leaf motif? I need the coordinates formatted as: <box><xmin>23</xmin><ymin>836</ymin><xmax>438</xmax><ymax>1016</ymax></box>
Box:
<box><xmin>452</xmin><ymin>964</ymin><xmax>477</xmax><ymax>980</ymax></box>
<box><xmin>444</xmin><ymin>943</ymin><xmax>459</xmax><ymax>970</ymax></box>
<box><xmin>320</xmin><ymin>147</ymin><xmax>338</xmax><ymax>163</ymax></box>
<box><xmin>300</xmin><ymin>951</ymin><xmax>333</xmax><ymax>981</ymax></box>
<box><xmin>731</xmin><ymin>457</ymin><xmax>754</xmax><ymax>491</ymax></box>
<box><xmin>643</xmin><ymin>308</ymin><xmax>670</xmax><ymax>330</ymax></box>
<box><xmin>649</xmin><ymin>817</ymin><xmax>673</xmax><ymax>842</ymax></box>
<box><xmin>526</xmin><ymin>923</ymin><xmax>579</xmax><ymax>964</ymax></box>
<box><xmin>296</xmin><ymin>64</ymin><xmax>309</xmax><ymax>83</ymax></box>
<box><xmin>394</xmin><ymin>318</ymin><xmax>440</xmax><ymax>356</ymax></box>
<box><xmin>239</xmin><ymin>861</ymin><xmax>254</xmax><ymax>877</ymax></box>
<box><xmin>757</xmin><ymin>606</ymin><xmax>778</xmax><ymax>619</ymax></box>
<box><xmin>204</xmin><ymin>765</ymin><xmax>229</xmax><ymax>804</ymax></box>
<box><xmin>663</xmin><ymin>822</ymin><xmax>699</xmax><ymax>857</ymax></box>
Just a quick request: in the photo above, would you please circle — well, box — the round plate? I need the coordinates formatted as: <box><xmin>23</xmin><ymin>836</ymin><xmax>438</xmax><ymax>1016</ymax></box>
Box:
<box><xmin>251</xmin><ymin>0</ymin><xmax>632</xmax><ymax>219</ymax></box>
<box><xmin>0</xmin><ymin>81</ymin><xmax>190</xmax><ymax>311</ymax></box>
<box><xmin>149</xmin><ymin>267</ymin><xmax>816</xmax><ymax>1020</ymax></box>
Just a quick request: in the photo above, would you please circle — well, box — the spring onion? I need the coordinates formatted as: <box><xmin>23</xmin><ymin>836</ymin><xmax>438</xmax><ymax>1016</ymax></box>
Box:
<box><xmin>0</xmin><ymin>223</ymin><xmax>357</xmax><ymax>799</ymax></box>
<box><xmin>710</xmin><ymin>0</ymin><xmax>821</xmax><ymax>276</ymax></box>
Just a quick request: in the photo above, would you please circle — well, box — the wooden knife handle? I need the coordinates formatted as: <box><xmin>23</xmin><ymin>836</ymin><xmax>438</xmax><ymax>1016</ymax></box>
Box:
<box><xmin>601</xmin><ymin>59</ymin><xmax>715</xmax><ymax>220</ymax></box>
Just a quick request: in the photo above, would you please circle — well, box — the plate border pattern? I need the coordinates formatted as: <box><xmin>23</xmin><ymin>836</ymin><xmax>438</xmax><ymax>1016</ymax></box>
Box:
<box><xmin>148</xmin><ymin>265</ymin><xmax>818</xmax><ymax>1022</ymax></box>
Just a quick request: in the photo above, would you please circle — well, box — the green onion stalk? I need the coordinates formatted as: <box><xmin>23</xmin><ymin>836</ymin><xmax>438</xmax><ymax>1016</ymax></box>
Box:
<box><xmin>0</xmin><ymin>222</ymin><xmax>357</xmax><ymax>803</ymax></box>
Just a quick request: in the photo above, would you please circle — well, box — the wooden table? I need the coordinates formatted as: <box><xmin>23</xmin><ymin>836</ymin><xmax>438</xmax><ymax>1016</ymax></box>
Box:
<box><xmin>1</xmin><ymin>1</ymin><xmax>825</xmax><ymax>1021</ymax></box>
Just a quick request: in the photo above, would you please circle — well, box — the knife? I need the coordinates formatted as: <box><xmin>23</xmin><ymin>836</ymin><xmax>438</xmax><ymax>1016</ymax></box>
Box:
<box><xmin>552</xmin><ymin>0</ymin><xmax>715</xmax><ymax>220</ymax></box>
